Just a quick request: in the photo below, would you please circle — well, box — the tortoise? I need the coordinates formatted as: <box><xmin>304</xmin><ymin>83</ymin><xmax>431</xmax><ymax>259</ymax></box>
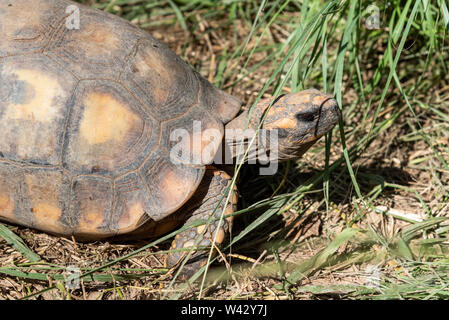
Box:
<box><xmin>0</xmin><ymin>0</ymin><xmax>340</xmax><ymax>275</ymax></box>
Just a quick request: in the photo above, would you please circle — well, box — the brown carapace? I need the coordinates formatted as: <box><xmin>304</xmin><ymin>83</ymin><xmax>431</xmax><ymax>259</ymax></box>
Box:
<box><xmin>0</xmin><ymin>0</ymin><xmax>340</xmax><ymax>275</ymax></box>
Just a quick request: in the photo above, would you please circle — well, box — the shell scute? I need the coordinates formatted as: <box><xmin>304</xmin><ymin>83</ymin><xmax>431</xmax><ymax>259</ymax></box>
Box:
<box><xmin>112</xmin><ymin>172</ymin><xmax>152</xmax><ymax>235</ymax></box>
<box><xmin>121</xmin><ymin>39</ymin><xmax>199</xmax><ymax>121</ymax></box>
<box><xmin>0</xmin><ymin>54</ymin><xmax>77</xmax><ymax>166</ymax></box>
<box><xmin>22</xmin><ymin>167</ymin><xmax>71</xmax><ymax>234</ymax></box>
<box><xmin>45</xmin><ymin>4</ymin><xmax>139</xmax><ymax>79</ymax></box>
<box><xmin>70</xmin><ymin>175</ymin><xmax>114</xmax><ymax>238</ymax></box>
<box><xmin>62</xmin><ymin>80</ymin><xmax>159</xmax><ymax>177</ymax></box>
<box><xmin>139</xmin><ymin>149</ymin><xmax>205</xmax><ymax>221</ymax></box>
<box><xmin>0</xmin><ymin>0</ymin><xmax>67</xmax><ymax>57</ymax></box>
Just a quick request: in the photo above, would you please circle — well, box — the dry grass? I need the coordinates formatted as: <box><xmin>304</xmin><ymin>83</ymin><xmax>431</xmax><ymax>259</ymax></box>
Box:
<box><xmin>1</xmin><ymin>0</ymin><xmax>449</xmax><ymax>300</ymax></box>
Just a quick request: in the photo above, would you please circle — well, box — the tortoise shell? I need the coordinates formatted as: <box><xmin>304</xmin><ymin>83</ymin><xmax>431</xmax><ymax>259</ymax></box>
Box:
<box><xmin>0</xmin><ymin>0</ymin><xmax>241</xmax><ymax>238</ymax></box>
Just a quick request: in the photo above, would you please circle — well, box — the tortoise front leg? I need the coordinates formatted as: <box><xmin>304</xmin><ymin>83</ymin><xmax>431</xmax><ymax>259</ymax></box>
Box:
<box><xmin>165</xmin><ymin>168</ymin><xmax>238</xmax><ymax>278</ymax></box>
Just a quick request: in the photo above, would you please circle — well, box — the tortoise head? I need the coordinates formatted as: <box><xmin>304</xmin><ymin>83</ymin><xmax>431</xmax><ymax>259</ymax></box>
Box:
<box><xmin>255</xmin><ymin>89</ymin><xmax>340</xmax><ymax>161</ymax></box>
<box><xmin>224</xmin><ymin>89</ymin><xmax>340</xmax><ymax>164</ymax></box>
<box><xmin>260</xmin><ymin>89</ymin><xmax>340</xmax><ymax>161</ymax></box>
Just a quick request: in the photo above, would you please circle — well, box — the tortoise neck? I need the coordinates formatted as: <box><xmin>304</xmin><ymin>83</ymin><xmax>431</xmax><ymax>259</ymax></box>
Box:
<box><xmin>220</xmin><ymin>105</ymin><xmax>274</xmax><ymax>165</ymax></box>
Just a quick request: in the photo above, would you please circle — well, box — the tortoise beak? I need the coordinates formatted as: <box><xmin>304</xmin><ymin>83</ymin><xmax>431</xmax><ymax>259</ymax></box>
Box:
<box><xmin>312</xmin><ymin>93</ymin><xmax>340</xmax><ymax>138</ymax></box>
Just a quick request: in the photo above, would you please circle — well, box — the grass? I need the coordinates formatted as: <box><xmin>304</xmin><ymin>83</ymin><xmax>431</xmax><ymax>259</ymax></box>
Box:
<box><xmin>0</xmin><ymin>0</ymin><xmax>448</xmax><ymax>299</ymax></box>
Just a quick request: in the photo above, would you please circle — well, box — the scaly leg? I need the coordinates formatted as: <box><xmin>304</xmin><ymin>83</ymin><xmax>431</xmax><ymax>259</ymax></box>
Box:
<box><xmin>165</xmin><ymin>168</ymin><xmax>238</xmax><ymax>277</ymax></box>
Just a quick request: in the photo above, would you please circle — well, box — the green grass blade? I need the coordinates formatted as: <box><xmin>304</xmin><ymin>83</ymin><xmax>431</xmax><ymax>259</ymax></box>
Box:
<box><xmin>282</xmin><ymin>227</ymin><xmax>360</xmax><ymax>288</ymax></box>
<box><xmin>0</xmin><ymin>224</ymin><xmax>41</xmax><ymax>263</ymax></box>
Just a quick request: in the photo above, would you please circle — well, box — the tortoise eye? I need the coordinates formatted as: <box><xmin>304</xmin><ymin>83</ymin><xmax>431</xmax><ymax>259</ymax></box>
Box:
<box><xmin>296</xmin><ymin>111</ymin><xmax>318</xmax><ymax>122</ymax></box>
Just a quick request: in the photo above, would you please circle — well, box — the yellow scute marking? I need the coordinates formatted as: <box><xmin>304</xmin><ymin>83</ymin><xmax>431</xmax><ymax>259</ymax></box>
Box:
<box><xmin>32</xmin><ymin>203</ymin><xmax>64</xmax><ymax>233</ymax></box>
<box><xmin>74</xmin><ymin>23</ymin><xmax>120</xmax><ymax>57</ymax></box>
<box><xmin>267</xmin><ymin>106</ymin><xmax>286</xmax><ymax>117</ymax></box>
<box><xmin>135</xmin><ymin>47</ymin><xmax>179</xmax><ymax>104</ymax></box>
<box><xmin>78</xmin><ymin>212</ymin><xmax>104</xmax><ymax>232</ymax></box>
<box><xmin>118</xmin><ymin>202</ymin><xmax>145</xmax><ymax>230</ymax></box>
<box><xmin>0</xmin><ymin>195</ymin><xmax>14</xmax><ymax>219</ymax></box>
<box><xmin>129</xmin><ymin>202</ymin><xmax>144</xmax><ymax>219</ymax></box>
<box><xmin>5</xmin><ymin>69</ymin><xmax>64</xmax><ymax>123</ymax></box>
<box><xmin>313</xmin><ymin>95</ymin><xmax>326</xmax><ymax>105</ymax></box>
<box><xmin>285</xmin><ymin>93</ymin><xmax>311</xmax><ymax>105</ymax></box>
<box><xmin>1</xmin><ymin>1</ymin><xmax>47</xmax><ymax>38</ymax></box>
<box><xmin>80</xmin><ymin>92</ymin><xmax>140</xmax><ymax>145</ymax></box>
<box><xmin>161</xmin><ymin>170</ymin><xmax>190</xmax><ymax>210</ymax></box>
<box><xmin>268</xmin><ymin>118</ymin><xmax>297</xmax><ymax>130</ymax></box>
<box><xmin>32</xmin><ymin>204</ymin><xmax>62</xmax><ymax>221</ymax></box>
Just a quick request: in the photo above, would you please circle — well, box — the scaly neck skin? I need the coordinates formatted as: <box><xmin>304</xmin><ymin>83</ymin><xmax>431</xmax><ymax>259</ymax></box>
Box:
<box><xmin>222</xmin><ymin>103</ymin><xmax>271</xmax><ymax>164</ymax></box>
<box><xmin>223</xmin><ymin>111</ymin><xmax>254</xmax><ymax>164</ymax></box>
<box><xmin>222</xmin><ymin>105</ymin><xmax>286</xmax><ymax>164</ymax></box>
<box><xmin>222</xmin><ymin>115</ymin><xmax>317</xmax><ymax>165</ymax></box>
